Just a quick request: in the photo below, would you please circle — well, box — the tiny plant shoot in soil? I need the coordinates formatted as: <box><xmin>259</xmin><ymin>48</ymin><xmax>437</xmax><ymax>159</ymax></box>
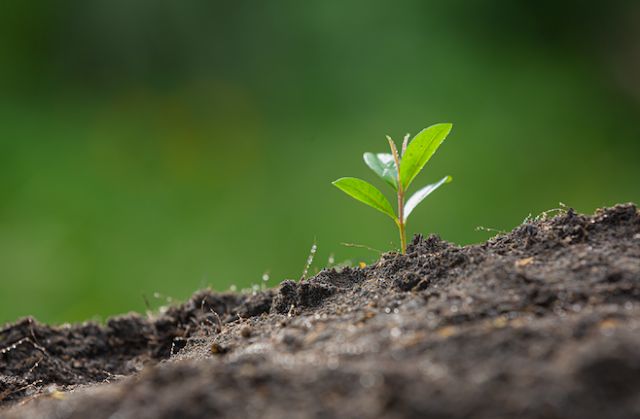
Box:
<box><xmin>332</xmin><ymin>123</ymin><xmax>453</xmax><ymax>254</ymax></box>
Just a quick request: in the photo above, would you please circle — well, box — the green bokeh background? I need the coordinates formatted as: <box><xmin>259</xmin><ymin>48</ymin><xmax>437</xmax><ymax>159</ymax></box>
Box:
<box><xmin>1</xmin><ymin>1</ymin><xmax>639</xmax><ymax>324</ymax></box>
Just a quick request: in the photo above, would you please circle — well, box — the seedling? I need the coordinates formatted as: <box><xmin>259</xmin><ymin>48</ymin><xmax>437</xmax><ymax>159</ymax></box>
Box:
<box><xmin>332</xmin><ymin>123</ymin><xmax>453</xmax><ymax>254</ymax></box>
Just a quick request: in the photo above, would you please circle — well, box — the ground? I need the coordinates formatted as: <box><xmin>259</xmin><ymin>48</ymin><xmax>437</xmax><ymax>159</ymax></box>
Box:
<box><xmin>1</xmin><ymin>204</ymin><xmax>639</xmax><ymax>419</ymax></box>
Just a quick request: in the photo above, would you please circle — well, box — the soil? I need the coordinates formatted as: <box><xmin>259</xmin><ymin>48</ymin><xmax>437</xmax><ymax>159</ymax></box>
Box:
<box><xmin>1</xmin><ymin>204</ymin><xmax>640</xmax><ymax>419</ymax></box>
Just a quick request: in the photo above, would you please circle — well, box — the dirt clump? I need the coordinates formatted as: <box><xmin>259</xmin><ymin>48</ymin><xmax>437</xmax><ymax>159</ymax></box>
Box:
<box><xmin>1</xmin><ymin>204</ymin><xmax>639</xmax><ymax>419</ymax></box>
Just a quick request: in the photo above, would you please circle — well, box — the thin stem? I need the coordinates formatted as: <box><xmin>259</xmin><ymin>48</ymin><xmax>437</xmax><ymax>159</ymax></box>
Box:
<box><xmin>387</xmin><ymin>136</ymin><xmax>407</xmax><ymax>254</ymax></box>
<box><xmin>397</xmin><ymin>191</ymin><xmax>406</xmax><ymax>254</ymax></box>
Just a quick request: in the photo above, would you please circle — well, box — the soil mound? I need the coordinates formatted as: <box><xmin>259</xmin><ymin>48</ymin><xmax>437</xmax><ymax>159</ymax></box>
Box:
<box><xmin>1</xmin><ymin>204</ymin><xmax>639</xmax><ymax>419</ymax></box>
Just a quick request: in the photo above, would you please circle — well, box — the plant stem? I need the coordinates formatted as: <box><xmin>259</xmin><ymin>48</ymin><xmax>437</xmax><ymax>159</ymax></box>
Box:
<box><xmin>397</xmin><ymin>190</ymin><xmax>406</xmax><ymax>254</ymax></box>
<box><xmin>387</xmin><ymin>135</ymin><xmax>407</xmax><ymax>254</ymax></box>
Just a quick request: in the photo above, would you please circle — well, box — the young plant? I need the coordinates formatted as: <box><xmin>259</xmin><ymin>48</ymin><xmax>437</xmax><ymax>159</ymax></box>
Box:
<box><xmin>332</xmin><ymin>123</ymin><xmax>453</xmax><ymax>254</ymax></box>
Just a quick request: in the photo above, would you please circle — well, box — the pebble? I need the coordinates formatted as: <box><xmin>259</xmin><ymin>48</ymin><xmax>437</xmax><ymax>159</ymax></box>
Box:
<box><xmin>211</xmin><ymin>343</ymin><xmax>226</xmax><ymax>354</ymax></box>
<box><xmin>240</xmin><ymin>326</ymin><xmax>252</xmax><ymax>338</ymax></box>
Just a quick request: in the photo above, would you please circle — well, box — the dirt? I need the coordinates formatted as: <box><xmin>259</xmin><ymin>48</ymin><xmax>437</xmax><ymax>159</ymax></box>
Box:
<box><xmin>1</xmin><ymin>204</ymin><xmax>640</xmax><ymax>419</ymax></box>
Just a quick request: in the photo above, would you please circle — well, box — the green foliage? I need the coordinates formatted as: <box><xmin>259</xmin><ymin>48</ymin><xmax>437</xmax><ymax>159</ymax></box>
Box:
<box><xmin>404</xmin><ymin>175</ymin><xmax>452</xmax><ymax>222</ymax></box>
<box><xmin>332</xmin><ymin>177</ymin><xmax>397</xmax><ymax>220</ymax></box>
<box><xmin>363</xmin><ymin>153</ymin><xmax>398</xmax><ymax>190</ymax></box>
<box><xmin>332</xmin><ymin>123</ymin><xmax>454</xmax><ymax>253</ymax></box>
<box><xmin>399</xmin><ymin>123</ymin><xmax>452</xmax><ymax>190</ymax></box>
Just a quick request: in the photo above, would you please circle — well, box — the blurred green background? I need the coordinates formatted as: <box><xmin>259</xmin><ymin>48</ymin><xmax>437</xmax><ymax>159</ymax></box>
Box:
<box><xmin>1</xmin><ymin>1</ymin><xmax>639</xmax><ymax>324</ymax></box>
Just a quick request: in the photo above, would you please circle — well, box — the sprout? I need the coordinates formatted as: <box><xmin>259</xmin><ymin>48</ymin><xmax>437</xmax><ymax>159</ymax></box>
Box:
<box><xmin>332</xmin><ymin>123</ymin><xmax>453</xmax><ymax>254</ymax></box>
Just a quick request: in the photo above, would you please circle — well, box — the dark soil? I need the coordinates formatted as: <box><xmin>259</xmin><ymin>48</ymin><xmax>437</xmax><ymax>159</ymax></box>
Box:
<box><xmin>1</xmin><ymin>204</ymin><xmax>640</xmax><ymax>419</ymax></box>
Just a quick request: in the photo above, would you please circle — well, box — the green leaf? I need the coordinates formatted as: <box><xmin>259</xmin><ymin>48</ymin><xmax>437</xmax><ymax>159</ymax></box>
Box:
<box><xmin>332</xmin><ymin>177</ymin><xmax>397</xmax><ymax>221</ymax></box>
<box><xmin>363</xmin><ymin>152</ymin><xmax>398</xmax><ymax>189</ymax></box>
<box><xmin>399</xmin><ymin>123</ymin><xmax>452</xmax><ymax>189</ymax></box>
<box><xmin>403</xmin><ymin>176</ymin><xmax>452</xmax><ymax>222</ymax></box>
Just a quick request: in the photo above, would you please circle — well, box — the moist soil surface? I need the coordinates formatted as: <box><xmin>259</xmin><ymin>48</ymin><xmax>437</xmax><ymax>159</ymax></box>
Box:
<box><xmin>1</xmin><ymin>204</ymin><xmax>640</xmax><ymax>419</ymax></box>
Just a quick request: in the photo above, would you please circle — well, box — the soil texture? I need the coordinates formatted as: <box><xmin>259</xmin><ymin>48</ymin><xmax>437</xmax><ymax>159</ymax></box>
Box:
<box><xmin>1</xmin><ymin>204</ymin><xmax>640</xmax><ymax>419</ymax></box>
